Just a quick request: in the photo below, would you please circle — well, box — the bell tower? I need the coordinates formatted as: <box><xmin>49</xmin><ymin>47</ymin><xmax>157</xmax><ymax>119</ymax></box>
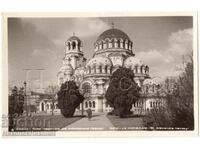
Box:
<box><xmin>64</xmin><ymin>34</ymin><xmax>87</xmax><ymax>69</ymax></box>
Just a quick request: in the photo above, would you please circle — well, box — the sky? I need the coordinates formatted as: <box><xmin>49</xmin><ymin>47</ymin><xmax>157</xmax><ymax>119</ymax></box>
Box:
<box><xmin>8</xmin><ymin>16</ymin><xmax>193</xmax><ymax>90</ymax></box>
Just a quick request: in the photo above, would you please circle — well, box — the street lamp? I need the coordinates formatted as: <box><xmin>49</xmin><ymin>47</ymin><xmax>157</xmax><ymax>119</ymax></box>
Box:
<box><xmin>24</xmin><ymin>81</ymin><xmax>28</xmax><ymax>117</ymax></box>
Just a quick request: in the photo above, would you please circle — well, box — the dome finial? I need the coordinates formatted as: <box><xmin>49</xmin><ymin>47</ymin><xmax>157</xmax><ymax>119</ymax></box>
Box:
<box><xmin>111</xmin><ymin>22</ymin><xmax>114</xmax><ymax>29</ymax></box>
<box><xmin>73</xmin><ymin>32</ymin><xmax>75</xmax><ymax>36</ymax></box>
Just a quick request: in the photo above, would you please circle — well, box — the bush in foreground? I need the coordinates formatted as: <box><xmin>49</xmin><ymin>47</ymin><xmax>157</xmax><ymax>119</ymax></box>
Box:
<box><xmin>105</xmin><ymin>67</ymin><xmax>140</xmax><ymax>118</ymax></box>
<box><xmin>57</xmin><ymin>81</ymin><xmax>84</xmax><ymax>118</ymax></box>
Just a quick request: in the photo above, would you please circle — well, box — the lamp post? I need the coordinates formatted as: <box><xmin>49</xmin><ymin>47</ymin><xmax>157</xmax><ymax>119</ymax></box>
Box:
<box><xmin>24</xmin><ymin>81</ymin><xmax>28</xmax><ymax>117</ymax></box>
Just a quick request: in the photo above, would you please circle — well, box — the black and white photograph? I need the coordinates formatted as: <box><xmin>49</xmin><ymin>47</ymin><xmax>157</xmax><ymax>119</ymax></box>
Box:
<box><xmin>2</xmin><ymin>13</ymin><xmax>198</xmax><ymax>137</ymax></box>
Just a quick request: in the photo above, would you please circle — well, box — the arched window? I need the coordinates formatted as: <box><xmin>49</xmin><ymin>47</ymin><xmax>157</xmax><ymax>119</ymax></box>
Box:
<box><xmin>129</xmin><ymin>42</ymin><xmax>132</xmax><ymax>50</ymax></box>
<box><xmin>78</xmin><ymin>42</ymin><xmax>81</xmax><ymax>50</ymax></box>
<box><xmin>85</xmin><ymin>102</ymin><xmax>88</xmax><ymax>108</ymax></box>
<box><xmin>145</xmin><ymin>66</ymin><xmax>149</xmax><ymax>74</ymax></box>
<box><xmin>123</xmin><ymin>41</ymin><xmax>126</xmax><ymax>48</ymax></box>
<box><xmin>99</xmin><ymin>65</ymin><xmax>102</xmax><ymax>73</ymax></box>
<box><xmin>92</xmin><ymin>101</ymin><xmax>95</xmax><ymax>108</ymax></box>
<box><xmin>68</xmin><ymin>42</ymin><xmax>71</xmax><ymax>50</ymax></box>
<box><xmin>72</xmin><ymin>41</ymin><xmax>76</xmax><ymax>49</ymax></box>
<box><xmin>89</xmin><ymin>101</ymin><xmax>92</xmax><ymax>107</ymax></box>
<box><xmin>101</xmin><ymin>41</ymin><xmax>104</xmax><ymax>49</ymax></box>
<box><xmin>140</xmin><ymin>66</ymin><xmax>143</xmax><ymax>74</ymax></box>
<box><xmin>46</xmin><ymin>104</ymin><xmax>49</xmax><ymax>110</ymax></box>
<box><xmin>111</xmin><ymin>39</ymin><xmax>114</xmax><ymax>48</ymax></box>
<box><xmin>127</xmin><ymin>41</ymin><xmax>130</xmax><ymax>49</ymax></box>
<box><xmin>150</xmin><ymin>102</ymin><xmax>152</xmax><ymax>107</ymax></box>
<box><xmin>105</xmin><ymin>66</ymin><xmax>108</xmax><ymax>73</ymax></box>
<box><xmin>117</xmin><ymin>40</ymin><xmax>120</xmax><ymax>48</ymax></box>
<box><xmin>82</xmin><ymin>83</ymin><xmax>92</xmax><ymax>94</ymax></box>
<box><xmin>41</xmin><ymin>103</ymin><xmax>44</xmax><ymax>111</ymax></box>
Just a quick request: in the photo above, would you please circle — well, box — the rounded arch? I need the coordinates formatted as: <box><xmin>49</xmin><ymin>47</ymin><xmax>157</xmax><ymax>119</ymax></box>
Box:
<box><xmin>99</xmin><ymin>65</ymin><xmax>103</xmax><ymax>73</ymax></box>
<box><xmin>89</xmin><ymin>101</ymin><xmax>92</xmax><ymax>107</ymax></box>
<box><xmin>72</xmin><ymin>41</ymin><xmax>76</xmax><ymax>49</ymax></box>
<box><xmin>81</xmin><ymin>82</ymin><xmax>92</xmax><ymax>94</ymax></box>
<box><xmin>46</xmin><ymin>103</ymin><xmax>49</xmax><ymax>110</ymax></box>
<box><xmin>92</xmin><ymin>101</ymin><xmax>95</xmax><ymax>108</ymax></box>
<box><xmin>111</xmin><ymin>39</ymin><xmax>115</xmax><ymax>48</ymax></box>
<box><xmin>101</xmin><ymin>41</ymin><xmax>104</xmax><ymax>49</ymax></box>
<box><xmin>85</xmin><ymin>101</ymin><xmax>88</xmax><ymax>108</ymax></box>
<box><xmin>40</xmin><ymin>101</ymin><xmax>45</xmax><ymax>111</ymax></box>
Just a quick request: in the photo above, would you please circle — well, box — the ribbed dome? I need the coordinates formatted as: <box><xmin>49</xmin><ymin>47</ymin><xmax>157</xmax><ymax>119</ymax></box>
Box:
<box><xmin>74</xmin><ymin>66</ymin><xmax>84</xmax><ymax>76</ymax></box>
<box><xmin>60</xmin><ymin>63</ymin><xmax>73</xmax><ymax>73</ymax></box>
<box><xmin>97</xmin><ymin>28</ymin><xmax>130</xmax><ymax>42</ymax></box>
<box><xmin>124</xmin><ymin>56</ymin><xmax>143</xmax><ymax>67</ymax></box>
<box><xmin>86</xmin><ymin>56</ymin><xmax>112</xmax><ymax>67</ymax></box>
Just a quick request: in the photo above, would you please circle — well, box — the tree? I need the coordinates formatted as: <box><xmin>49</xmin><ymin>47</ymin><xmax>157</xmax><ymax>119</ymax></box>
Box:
<box><xmin>57</xmin><ymin>81</ymin><xmax>84</xmax><ymax>117</ymax></box>
<box><xmin>8</xmin><ymin>86</ymin><xmax>25</xmax><ymax>131</ymax></box>
<box><xmin>105</xmin><ymin>67</ymin><xmax>140</xmax><ymax>117</ymax></box>
<box><xmin>167</xmin><ymin>59</ymin><xmax>194</xmax><ymax>130</ymax></box>
<box><xmin>45</xmin><ymin>85</ymin><xmax>59</xmax><ymax>116</ymax></box>
<box><xmin>143</xmin><ymin>56</ymin><xmax>194</xmax><ymax>130</ymax></box>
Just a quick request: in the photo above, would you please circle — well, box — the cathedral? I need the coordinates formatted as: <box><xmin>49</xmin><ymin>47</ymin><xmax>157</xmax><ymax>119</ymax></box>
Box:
<box><xmin>57</xmin><ymin>26</ymin><xmax>165</xmax><ymax>114</ymax></box>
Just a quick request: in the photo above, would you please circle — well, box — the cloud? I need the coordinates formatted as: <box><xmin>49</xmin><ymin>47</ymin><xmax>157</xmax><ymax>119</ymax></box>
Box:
<box><xmin>71</xmin><ymin>18</ymin><xmax>109</xmax><ymax>38</ymax></box>
<box><xmin>136</xmin><ymin>28</ymin><xmax>193</xmax><ymax>78</ymax></box>
<box><xmin>137</xmin><ymin>49</ymin><xmax>172</xmax><ymax>66</ymax></box>
<box><xmin>168</xmin><ymin>28</ymin><xmax>193</xmax><ymax>56</ymax></box>
<box><xmin>21</xmin><ymin>18</ymin><xmax>109</xmax><ymax>45</ymax></box>
<box><xmin>32</xmin><ymin>48</ymin><xmax>57</xmax><ymax>60</ymax></box>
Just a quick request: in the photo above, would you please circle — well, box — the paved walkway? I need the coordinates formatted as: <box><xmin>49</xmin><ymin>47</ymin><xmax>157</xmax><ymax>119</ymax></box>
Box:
<box><xmin>61</xmin><ymin>113</ymin><xmax>114</xmax><ymax>131</ymax></box>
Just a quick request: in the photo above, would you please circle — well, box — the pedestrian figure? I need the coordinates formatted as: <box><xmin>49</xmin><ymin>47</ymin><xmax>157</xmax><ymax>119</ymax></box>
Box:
<box><xmin>86</xmin><ymin>108</ymin><xmax>92</xmax><ymax>120</ymax></box>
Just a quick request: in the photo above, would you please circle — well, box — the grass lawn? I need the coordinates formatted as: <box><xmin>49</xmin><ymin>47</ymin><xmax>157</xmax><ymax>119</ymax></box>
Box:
<box><xmin>107</xmin><ymin>115</ymin><xmax>146</xmax><ymax>130</ymax></box>
<box><xmin>13</xmin><ymin>114</ymin><xmax>83</xmax><ymax>131</ymax></box>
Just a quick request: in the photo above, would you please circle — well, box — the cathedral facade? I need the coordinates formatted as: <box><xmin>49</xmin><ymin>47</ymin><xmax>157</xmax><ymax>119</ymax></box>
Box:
<box><xmin>57</xmin><ymin>27</ymin><xmax>165</xmax><ymax>114</ymax></box>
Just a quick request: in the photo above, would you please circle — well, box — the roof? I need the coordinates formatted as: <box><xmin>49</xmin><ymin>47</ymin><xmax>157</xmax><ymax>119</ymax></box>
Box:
<box><xmin>60</xmin><ymin>63</ymin><xmax>73</xmax><ymax>72</ymax></box>
<box><xmin>96</xmin><ymin>28</ymin><xmax>130</xmax><ymax>42</ymax></box>
<box><xmin>124</xmin><ymin>56</ymin><xmax>144</xmax><ymax>67</ymax></box>
<box><xmin>67</xmin><ymin>36</ymin><xmax>81</xmax><ymax>42</ymax></box>
<box><xmin>86</xmin><ymin>56</ymin><xmax>113</xmax><ymax>67</ymax></box>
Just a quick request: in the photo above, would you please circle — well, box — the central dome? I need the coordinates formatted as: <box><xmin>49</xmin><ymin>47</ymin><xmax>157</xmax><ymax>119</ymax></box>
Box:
<box><xmin>97</xmin><ymin>28</ymin><xmax>130</xmax><ymax>42</ymax></box>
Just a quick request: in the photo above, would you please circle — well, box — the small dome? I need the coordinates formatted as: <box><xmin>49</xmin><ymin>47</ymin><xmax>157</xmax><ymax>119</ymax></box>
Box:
<box><xmin>123</xmin><ymin>56</ymin><xmax>143</xmax><ymax>68</ymax></box>
<box><xmin>60</xmin><ymin>63</ymin><xmax>73</xmax><ymax>73</ymax></box>
<box><xmin>74</xmin><ymin>66</ymin><xmax>85</xmax><ymax>76</ymax></box>
<box><xmin>143</xmin><ymin>78</ymin><xmax>161</xmax><ymax>85</ymax></box>
<box><xmin>97</xmin><ymin>28</ymin><xmax>130</xmax><ymax>42</ymax></box>
<box><xmin>86</xmin><ymin>56</ymin><xmax>112</xmax><ymax>67</ymax></box>
<box><xmin>67</xmin><ymin>36</ymin><xmax>81</xmax><ymax>43</ymax></box>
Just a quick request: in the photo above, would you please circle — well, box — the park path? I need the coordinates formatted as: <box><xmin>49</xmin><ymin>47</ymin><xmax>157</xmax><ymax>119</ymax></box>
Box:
<box><xmin>61</xmin><ymin>113</ymin><xmax>114</xmax><ymax>131</ymax></box>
